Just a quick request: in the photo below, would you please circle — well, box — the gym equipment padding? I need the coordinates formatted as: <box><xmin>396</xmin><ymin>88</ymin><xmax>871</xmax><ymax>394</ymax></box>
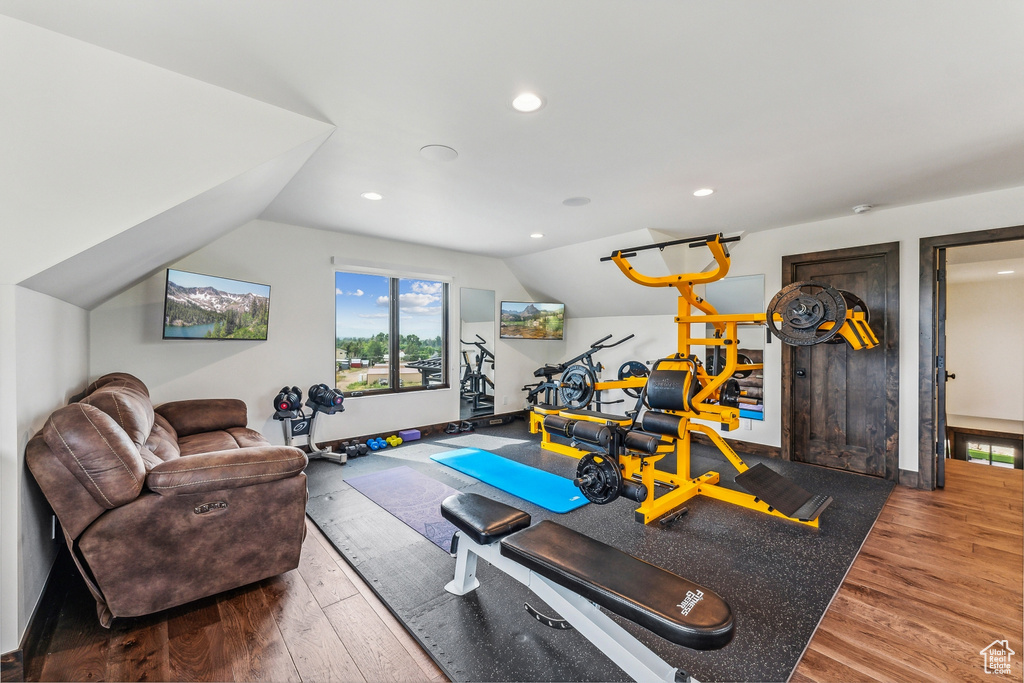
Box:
<box><xmin>500</xmin><ymin>520</ymin><xmax>733</xmax><ymax>650</ymax></box>
<box><xmin>622</xmin><ymin>430</ymin><xmax>662</xmax><ymax>455</ymax></box>
<box><xmin>442</xmin><ymin>492</ymin><xmax>732</xmax><ymax>682</ymax></box>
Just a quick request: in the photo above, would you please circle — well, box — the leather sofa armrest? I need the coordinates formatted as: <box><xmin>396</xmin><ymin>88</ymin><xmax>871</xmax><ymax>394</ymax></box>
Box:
<box><xmin>146</xmin><ymin>446</ymin><xmax>307</xmax><ymax>496</ymax></box>
<box><xmin>155</xmin><ymin>399</ymin><xmax>248</xmax><ymax>437</ymax></box>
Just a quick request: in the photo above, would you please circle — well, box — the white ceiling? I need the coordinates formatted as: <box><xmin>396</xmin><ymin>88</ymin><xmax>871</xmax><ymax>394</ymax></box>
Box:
<box><xmin>946</xmin><ymin>239</ymin><xmax>1024</xmax><ymax>283</ymax></box>
<box><xmin>3</xmin><ymin>0</ymin><xmax>1023</xmax><ymax>261</ymax></box>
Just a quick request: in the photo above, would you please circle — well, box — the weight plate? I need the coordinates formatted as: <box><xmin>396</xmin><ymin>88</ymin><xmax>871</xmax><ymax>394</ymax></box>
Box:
<box><xmin>574</xmin><ymin>453</ymin><xmax>622</xmax><ymax>505</ymax></box>
<box><xmin>617</xmin><ymin>361</ymin><xmax>650</xmax><ymax>398</ymax></box>
<box><xmin>705</xmin><ymin>351</ymin><xmax>754</xmax><ymax>379</ymax></box>
<box><xmin>766</xmin><ymin>281</ymin><xmax>847</xmax><ymax>346</ymax></box>
<box><xmin>558</xmin><ymin>364</ymin><xmax>596</xmax><ymax>408</ymax></box>
<box><xmin>719</xmin><ymin>378</ymin><xmax>741</xmax><ymax>407</ymax></box>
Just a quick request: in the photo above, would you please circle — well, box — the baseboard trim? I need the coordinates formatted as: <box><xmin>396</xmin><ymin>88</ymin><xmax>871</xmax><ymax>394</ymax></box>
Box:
<box><xmin>2</xmin><ymin>544</ymin><xmax>74</xmax><ymax>682</ymax></box>
<box><xmin>690</xmin><ymin>431</ymin><xmax>781</xmax><ymax>459</ymax></box>
<box><xmin>313</xmin><ymin>410</ymin><xmax>529</xmax><ymax>454</ymax></box>
<box><xmin>898</xmin><ymin>468</ymin><xmax>923</xmax><ymax>489</ymax></box>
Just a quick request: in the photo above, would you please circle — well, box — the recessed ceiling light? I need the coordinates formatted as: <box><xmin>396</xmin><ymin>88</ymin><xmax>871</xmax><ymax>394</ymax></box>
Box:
<box><xmin>562</xmin><ymin>197</ymin><xmax>591</xmax><ymax>206</ymax></box>
<box><xmin>997</xmin><ymin>270</ymin><xmax>1015</xmax><ymax>275</ymax></box>
<box><xmin>530</xmin><ymin>233</ymin><xmax>544</xmax><ymax>239</ymax></box>
<box><xmin>693</xmin><ymin>188</ymin><xmax>714</xmax><ymax>197</ymax></box>
<box><xmin>361</xmin><ymin>192</ymin><xmax>383</xmax><ymax>201</ymax></box>
<box><xmin>420</xmin><ymin>145</ymin><xmax>458</xmax><ymax>162</ymax></box>
<box><xmin>512</xmin><ymin>92</ymin><xmax>545</xmax><ymax>113</ymax></box>
<box><xmin>853</xmin><ymin>204</ymin><xmax>873</xmax><ymax>214</ymax></box>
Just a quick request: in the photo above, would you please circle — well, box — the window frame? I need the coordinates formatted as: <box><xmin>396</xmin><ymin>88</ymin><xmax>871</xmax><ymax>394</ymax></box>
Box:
<box><xmin>334</xmin><ymin>267</ymin><xmax>450</xmax><ymax>398</ymax></box>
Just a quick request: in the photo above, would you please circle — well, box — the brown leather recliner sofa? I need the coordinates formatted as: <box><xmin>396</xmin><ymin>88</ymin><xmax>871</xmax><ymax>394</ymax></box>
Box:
<box><xmin>26</xmin><ymin>372</ymin><xmax>308</xmax><ymax>627</ymax></box>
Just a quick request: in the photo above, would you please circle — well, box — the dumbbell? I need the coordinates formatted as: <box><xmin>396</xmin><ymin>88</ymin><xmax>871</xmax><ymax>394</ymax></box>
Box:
<box><xmin>386</xmin><ymin>435</ymin><xmax>403</xmax><ymax>447</ymax></box>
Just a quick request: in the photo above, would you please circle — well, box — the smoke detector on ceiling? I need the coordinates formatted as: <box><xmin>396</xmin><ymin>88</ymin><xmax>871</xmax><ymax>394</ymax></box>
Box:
<box><xmin>852</xmin><ymin>204</ymin><xmax>873</xmax><ymax>214</ymax></box>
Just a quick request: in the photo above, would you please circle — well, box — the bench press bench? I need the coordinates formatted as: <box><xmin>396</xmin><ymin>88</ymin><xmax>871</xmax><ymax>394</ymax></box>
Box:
<box><xmin>441</xmin><ymin>492</ymin><xmax>733</xmax><ymax>682</ymax></box>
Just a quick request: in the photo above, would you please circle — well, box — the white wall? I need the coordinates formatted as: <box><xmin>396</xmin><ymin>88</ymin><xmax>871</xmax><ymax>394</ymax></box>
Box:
<box><xmin>946</xmin><ymin>277</ymin><xmax>1024</xmax><ymax>433</ymax></box>
<box><xmin>0</xmin><ymin>286</ymin><xmax>89</xmax><ymax>653</ymax></box>
<box><xmin>0</xmin><ymin>286</ymin><xmax>18</xmax><ymax>655</ymax></box>
<box><xmin>90</xmin><ymin>220</ymin><xmax>557</xmax><ymax>444</ymax></box>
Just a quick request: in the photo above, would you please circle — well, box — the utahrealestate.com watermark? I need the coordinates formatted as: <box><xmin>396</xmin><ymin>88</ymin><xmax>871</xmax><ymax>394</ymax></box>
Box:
<box><xmin>980</xmin><ymin>640</ymin><xmax>1016</xmax><ymax>675</ymax></box>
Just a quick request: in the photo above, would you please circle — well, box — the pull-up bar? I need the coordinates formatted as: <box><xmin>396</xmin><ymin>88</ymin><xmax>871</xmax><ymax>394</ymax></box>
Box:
<box><xmin>599</xmin><ymin>233</ymin><xmax>742</xmax><ymax>262</ymax></box>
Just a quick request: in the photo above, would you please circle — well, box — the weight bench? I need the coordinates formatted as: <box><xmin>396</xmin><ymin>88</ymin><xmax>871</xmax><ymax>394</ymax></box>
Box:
<box><xmin>441</xmin><ymin>492</ymin><xmax>733</xmax><ymax>682</ymax></box>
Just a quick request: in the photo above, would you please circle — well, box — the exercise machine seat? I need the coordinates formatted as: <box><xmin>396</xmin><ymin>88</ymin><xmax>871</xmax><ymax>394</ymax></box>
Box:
<box><xmin>500</xmin><ymin>520</ymin><xmax>734</xmax><ymax>650</ymax></box>
<box><xmin>560</xmin><ymin>408</ymin><xmax>633</xmax><ymax>424</ymax></box>
<box><xmin>441</xmin><ymin>493</ymin><xmax>531</xmax><ymax>545</ymax></box>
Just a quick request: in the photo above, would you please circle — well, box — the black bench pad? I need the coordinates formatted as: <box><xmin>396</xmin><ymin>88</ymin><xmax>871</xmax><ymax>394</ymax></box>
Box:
<box><xmin>500</xmin><ymin>520</ymin><xmax>734</xmax><ymax>650</ymax></box>
<box><xmin>561</xmin><ymin>408</ymin><xmax>633</xmax><ymax>423</ymax></box>
<box><xmin>441</xmin><ymin>493</ymin><xmax>531</xmax><ymax>545</ymax></box>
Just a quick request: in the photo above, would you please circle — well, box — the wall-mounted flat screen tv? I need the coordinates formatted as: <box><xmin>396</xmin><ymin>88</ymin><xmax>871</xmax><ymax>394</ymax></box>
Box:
<box><xmin>500</xmin><ymin>301</ymin><xmax>564</xmax><ymax>340</ymax></box>
<box><xmin>162</xmin><ymin>269</ymin><xmax>271</xmax><ymax>340</ymax></box>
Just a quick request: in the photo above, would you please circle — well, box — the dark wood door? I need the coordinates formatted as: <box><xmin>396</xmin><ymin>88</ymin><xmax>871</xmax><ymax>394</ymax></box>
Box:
<box><xmin>783</xmin><ymin>243</ymin><xmax>899</xmax><ymax>479</ymax></box>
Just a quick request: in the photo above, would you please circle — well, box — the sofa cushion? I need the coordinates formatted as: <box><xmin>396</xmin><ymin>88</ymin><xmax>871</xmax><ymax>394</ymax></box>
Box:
<box><xmin>155</xmin><ymin>399</ymin><xmax>248</xmax><ymax>438</ymax></box>
<box><xmin>80</xmin><ymin>385</ymin><xmax>155</xmax><ymax>451</ymax></box>
<box><xmin>176</xmin><ymin>426</ymin><xmax>269</xmax><ymax>456</ymax></box>
<box><xmin>145</xmin><ymin>413</ymin><xmax>181</xmax><ymax>463</ymax></box>
<box><xmin>84</xmin><ymin>372</ymin><xmax>150</xmax><ymax>397</ymax></box>
<box><xmin>146</xmin><ymin>447</ymin><xmax>308</xmax><ymax>496</ymax></box>
<box><xmin>42</xmin><ymin>403</ymin><xmax>146</xmax><ymax>509</ymax></box>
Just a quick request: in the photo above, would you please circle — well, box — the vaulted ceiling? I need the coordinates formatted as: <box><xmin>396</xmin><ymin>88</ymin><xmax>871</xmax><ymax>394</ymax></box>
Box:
<box><xmin>3</xmin><ymin>1</ymin><xmax>1023</xmax><ymax>308</ymax></box>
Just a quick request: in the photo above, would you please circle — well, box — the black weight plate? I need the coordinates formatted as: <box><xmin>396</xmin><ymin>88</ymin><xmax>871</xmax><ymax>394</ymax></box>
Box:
<box><xmin>575</xmin><ymin>452</ymin><xmax>622</xmax><ymax>505</ymax></box>
<box><xmin>558</xmin><ymin>364</ymin><xmax>596</xmax><ymax>408</ymax></box>
<box><xmin>617</xmin><ymin>361</ymin><xmax>649</xmax><ymax>398</ymax></box>
<box><xmin>766</xmin><ymin>281</ymin><xmax>847</xmax><ymax>346</ymax></box>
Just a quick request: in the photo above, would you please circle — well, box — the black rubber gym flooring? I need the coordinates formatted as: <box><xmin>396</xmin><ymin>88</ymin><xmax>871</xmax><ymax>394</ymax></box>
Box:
<box><xmin>305</xmin><ymin>419</ymin><xmax>894</xmax><ymax>682</ymax></box>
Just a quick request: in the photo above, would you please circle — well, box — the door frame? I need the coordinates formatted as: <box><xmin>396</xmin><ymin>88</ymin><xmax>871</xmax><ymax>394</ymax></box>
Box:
<box><xmin>918</xmin><ymin>224</ymin><xmax>1024</xmax><ymax>490</ymax></box>
<box><xmin>781</xmin><ymin>241</ymin><xmax>900</xmax><ymax>480</ymax></box>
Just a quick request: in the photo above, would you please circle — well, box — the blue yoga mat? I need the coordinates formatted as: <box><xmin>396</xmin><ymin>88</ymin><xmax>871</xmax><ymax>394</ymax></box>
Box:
<box><xmin>430</xmin><ymin>448</ymin><xmax>588</xmax><ymax>513</ymax></box>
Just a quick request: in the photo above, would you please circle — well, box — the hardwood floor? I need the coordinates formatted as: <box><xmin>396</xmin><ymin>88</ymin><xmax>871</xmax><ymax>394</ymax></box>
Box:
<box><xmin>792</xmin><ymin>458</ymin><xmax>1023</xmax><ymax>683</ymax></box>
<box><xmin>25</xmin><ymin>458</ymin><xmax>1022</xmax><ymax>682</ymax></box>
<box><xmin>25</xmin><ymin>521</ymin><xmax>445</xmax><ymax>683</ymax></box>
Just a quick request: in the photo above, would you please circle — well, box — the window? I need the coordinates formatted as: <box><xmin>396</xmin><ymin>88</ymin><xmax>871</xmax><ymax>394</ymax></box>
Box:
<box><xmin>335</xmin><ymin>271</ymin><xmax>448</xmax><ymax>396</ymax></box>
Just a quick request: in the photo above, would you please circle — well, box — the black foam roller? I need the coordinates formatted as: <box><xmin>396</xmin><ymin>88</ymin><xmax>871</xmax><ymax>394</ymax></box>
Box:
<box><xmin>542</xmin><ymin>415</ymin><xmax>573</xmax><ymax>437</ymax></box>
<box><xmin>642</xmin><ymin>411</ymin><xmax>684</xmax><ymax>438</ymax></box>
<box><xmin>623</xmin><ymin>430</ymin><xmax>661</xmax><ymax>454</ymax></box>
<box><xmin>570</xmin><ymin>421</ymin><xmax>611</xmax><ymax>447</ymax></box>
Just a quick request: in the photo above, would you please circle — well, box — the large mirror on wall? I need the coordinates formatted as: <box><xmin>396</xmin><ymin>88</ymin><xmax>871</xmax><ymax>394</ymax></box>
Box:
<box><xmin>704</xmin><ymin>275</ymin><xmax>765</xmax><ymax>421</ymax></box>
<box><xmin>460</xmin><ymin>288</ymin><xmax>496</xmax><ymax>419</ymax></box>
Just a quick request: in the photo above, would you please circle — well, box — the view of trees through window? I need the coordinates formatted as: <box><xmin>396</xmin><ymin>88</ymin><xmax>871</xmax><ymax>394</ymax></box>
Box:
<box><xmin>335</xmin><ymin>271</ymin><xmax>446</xmax><ymax>393</ymax></box>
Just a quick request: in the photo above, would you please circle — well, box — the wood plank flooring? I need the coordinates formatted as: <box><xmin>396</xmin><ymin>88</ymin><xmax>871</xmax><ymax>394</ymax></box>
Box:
<box><xmin>26</xmin><ymin>522</ymin><xmax>445</xmax><ymax>683</ymax></box>
<box><xmin>792</xmin><ymin>458</ymin><xmax>1023</xmax><ymax>683</ymax></box>
<box><xmin>25</xmin><ymin>458</ymin><xmax>1022</xmax><ymax>682</ymax></box>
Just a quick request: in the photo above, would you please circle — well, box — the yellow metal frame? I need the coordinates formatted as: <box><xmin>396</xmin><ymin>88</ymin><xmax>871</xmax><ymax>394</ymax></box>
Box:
<box><xmin>531</xmin><ymin>233</ymin><xmax>877</xmax><ymax>527</ymax></box>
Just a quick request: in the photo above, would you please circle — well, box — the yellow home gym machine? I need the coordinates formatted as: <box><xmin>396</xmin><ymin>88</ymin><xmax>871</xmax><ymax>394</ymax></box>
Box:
<box><xmin>530</xmin><ymin>233</ymin><xmax>877</xmax><ymax>527</ymax></box>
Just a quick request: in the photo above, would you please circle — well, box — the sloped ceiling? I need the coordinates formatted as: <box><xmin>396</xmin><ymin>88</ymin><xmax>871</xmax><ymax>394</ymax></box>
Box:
<box><xmin>0</xmin><ymin>16</ymin><xmax>334</xmax><ymax>296</ymax></box>
<box><xmin>2</xmin><ymin>1</ymin><xmax>1022</xmax><ymax>264</ymax></box>
<box><xmin>18</xmin><ymin>133</ymin><xmax>331</xmax><ymax>309</ymax></box>
<box><xmin>506</xmin><ymin>229</ymin><xmax>743</xmax><ymax>319</ymax></box>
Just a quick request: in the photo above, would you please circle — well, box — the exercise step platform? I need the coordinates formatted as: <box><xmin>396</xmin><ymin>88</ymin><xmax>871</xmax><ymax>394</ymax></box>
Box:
<box><xmin>734</xmin><ymin>463</ymin><xmax>833</xmax><ymax>521</ymax></box>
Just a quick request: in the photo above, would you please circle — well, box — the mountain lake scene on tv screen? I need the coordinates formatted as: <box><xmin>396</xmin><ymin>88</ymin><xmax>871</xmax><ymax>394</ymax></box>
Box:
<box><xmin>164</xmin><ymin>273</ymin><xmax>270</xmax><ymax>340</ymax></box>
<box><xmin>500</xmin><ymin>302</ymin><xmax>564</xmax><ymax>339</ymax></box>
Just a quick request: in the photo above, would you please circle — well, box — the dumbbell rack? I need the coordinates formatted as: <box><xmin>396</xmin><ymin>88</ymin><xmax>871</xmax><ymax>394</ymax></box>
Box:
<box><xmin>274</xmin><ymin>402</ymin><xmax>346</xmax><ymax>465</ymax></box>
